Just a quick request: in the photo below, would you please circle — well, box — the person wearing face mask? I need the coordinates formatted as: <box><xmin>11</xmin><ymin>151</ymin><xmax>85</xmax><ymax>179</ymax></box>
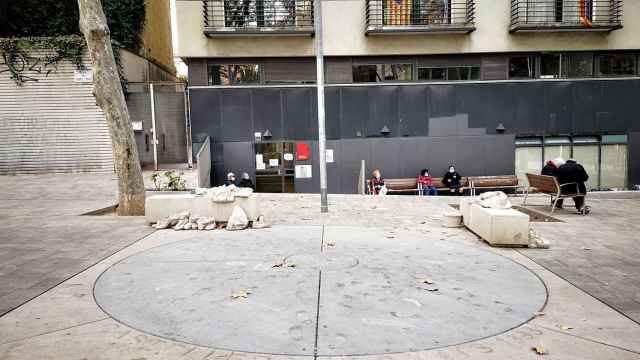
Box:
<box><xmin>442</xmin><ymin>165</ymin><xmax>464</xmax><ymax>195</ymax></box>
<box><xmin>417</xmin><ymin>169</ymin><xmax>438</xmax><ymax>196</ymax></box>
<box><xmin>224</xmin><ymin>172</ymin><xmax>237</xmax><ymax>186</ymax></box>
<box><xmin>238</xmin><ymin>172</ymin><xmax>254</xmax><ymax>189</ymax></box>
<box><xmin>370</xmin><ymin>169</ymin><xmax>385</xmax><ymax>195</ymax></box>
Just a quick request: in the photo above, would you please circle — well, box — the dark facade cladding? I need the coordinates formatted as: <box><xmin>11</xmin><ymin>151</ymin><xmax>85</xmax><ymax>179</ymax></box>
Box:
<box><xmin>189</xmin><ymin>80</ymin><xmax>640</xmax><ymax>193</ymax></box>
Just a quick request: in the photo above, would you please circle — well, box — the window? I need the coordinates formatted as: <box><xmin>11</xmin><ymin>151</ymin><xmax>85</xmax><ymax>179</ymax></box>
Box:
<box><xmin>353</xmin><ymin>65</ymin><xmax>382</xmax><ymax>83</ymax></box>
<box><xmin>562</xmin><ymin>53</ymin><xmax>594</xmax><ymax>78</ymax></box>
<box><xmin>208</xmin><ymin>64</ymin><xmax>261</xmax><ymax>85</ymax></box>
<box><xmin>509</xmin><ymin>56</ymin><xmax>535</xmax><ymax>79</ymax></box>
<box><xmin>417</xmin><ymin>66</ymin><xmax>479</xmax><ymax>81</ymax></box>
<box><xmin>539</xmin><ymin>54</ymin><xmax>561</xmax><ymax>79</ymax></box>
<box><xmin>543</xmin><ymin>137</ymin><xmax>571</xmax><ymax>162</ymax></box>
<box><xmin>597</xmin><ymin>54</ymin><xmax>637</xmax><ymax>77</ymax></box>
<box><xmin>418</xmin><ymin>67</ymin><xmax>446</xmax><ymax>81</ymax></box>
<box><xmin>383</xmin><ymin>0</ymin><xmax>451</xmax><ymax>26</ymax></box>
<box><xmin>353</xmin><ymin>64</ymin><xmax>413</xmax><ymax>83</ymax></box>
<box><xmin>383</xmin><ymin>64</ymin><xmax>413</xmax><ymax>81</ymax></box>
<box><xmin>600</xmin><ymin>135</ymin><xmax>628</xmax><ymax>189</ymax></box>
<box><xmin>515</xmin><ymin>138</ymin><xmax>543</xmax><ymax>186</ymax></box>
<box><xmin>572</xmin><ymin>136</ymin><xmax>599</xmax><ymax>191</ymax></box>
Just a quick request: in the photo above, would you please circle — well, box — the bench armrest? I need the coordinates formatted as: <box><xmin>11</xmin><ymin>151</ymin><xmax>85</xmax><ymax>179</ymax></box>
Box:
<box><xmin>558</xmin><ymin>182</ymin><xmax>578</xmax><ymax>188</ymax></box>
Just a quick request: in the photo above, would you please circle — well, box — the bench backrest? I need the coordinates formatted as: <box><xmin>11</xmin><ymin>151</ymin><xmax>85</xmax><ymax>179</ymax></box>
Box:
<box><xmin>469</xmin><ymin>175</ymin><xmax>518</xmax><ymax>187</ymax></box>
<box><xmin>526</xmin><ymin>173</ymin><xmax>559</xmax><ymax>194</ymax></box>
<box><xmin>385</xmin><ymin>178</ymin><xmax>418</xmax><ymax>190</ymax></box>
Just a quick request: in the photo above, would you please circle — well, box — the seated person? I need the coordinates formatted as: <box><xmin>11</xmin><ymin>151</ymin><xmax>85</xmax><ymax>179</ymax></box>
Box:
<box><xmin>417</xmin><ymin>169</ymin><xmax>437</xmax><ymax>196</ymax></box>
<box><xmin>555</xmin><ymin>159</ymin><xmax>590</xmax><ymax>214</ymax></box>
<box><xmin>238</xmin><ymin>172</ymin><xmax>254</xmax><ymax>189</ymax></box>
<box><xmin>541</xmin><ymin>158</ymin><xmax>565</xmax><ymax>208</ymax></box>
<box><xmin>370</xmin><ymin>169</ymin><xmax>385</xmax><ymax>195</ymax></box>
<box><xmin>442</xmin><ymin>165</ymin><xmax>464</xmax><ymax>195</ymax></box>
<box><xmin>224</xmin><ymin>172</ymin><xmax>237</xmax><ymax>186</ymax></box>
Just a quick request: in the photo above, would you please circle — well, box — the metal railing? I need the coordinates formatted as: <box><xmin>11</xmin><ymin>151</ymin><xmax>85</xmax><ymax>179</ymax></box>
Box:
<box><xmin>510</xmin><ymin>0</ymin><xmax>622</xmax><ymax>32</ymax></box>
<box><xmin>366</xmin><ymin>0</ymin><xmax>476</xmax><ymax>34</ymax></box>
<box><xmin>203</xmin><ymin>0</ymin><xmax>314</xmax><ymax>36</ymax></box>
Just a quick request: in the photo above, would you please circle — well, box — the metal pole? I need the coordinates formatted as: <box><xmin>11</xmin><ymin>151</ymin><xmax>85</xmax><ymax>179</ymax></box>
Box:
<box><xmin>314</xmin><ymin>0</ymin><xmax>328</xmax><ymax>213</ymax></box>
<box><xmin>150</xmin><ymin>83</ymin><xmax>158</xmax><ymax>171</ymax></box>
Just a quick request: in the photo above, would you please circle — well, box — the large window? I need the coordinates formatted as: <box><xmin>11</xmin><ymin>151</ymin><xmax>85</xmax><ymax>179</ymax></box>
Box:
<box><xmin>208</xmin><ymin>64</ymin><xmax>261</xmax><ymax>85</ymax></box>
<box><xmin>539</xmin><ymin>53</ymin><xmax>561</xmax><ymax>79</ymax></box>
<box><xmin>515</xmin><ymin>135</ymin><xmax>629</xmax><ymax>191</ymax></box>
<box><xmin>509</xmin><ymin>56</ymin><xmax>536</xmax><ymax>79</ymax></box>
<box><xmin>417</xmin><ymin>66</ymin><xmax>480</xmax><ymax>81</ymax></box>
<box><xmin>382</xmin><ymin>0</ymin><xmax>451</xmax><ymax>26</ymax></box>
<box><xmin>562</xmin><ymin>53</ymin><xmax>594</xmax><ymax>78</ymax></box>
<box><xmin>597</xmin><ymin>54</ymin><xmax>637</xmax><ymax>77</ymax></box>
<box><xmin>353</xmin><ymin>64</ymin><xmax>413</xmax><ymax>83</ymax></box>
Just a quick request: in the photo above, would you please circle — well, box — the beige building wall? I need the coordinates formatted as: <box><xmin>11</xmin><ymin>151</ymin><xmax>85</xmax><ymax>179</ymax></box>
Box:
<box><xmin>142</xmin><ymin>0</ymin><xmax>177</xmax><ymax>74</ymax></box>
<box><xmin>176</xmin><ymin>0</ymin><xmax>640</xmax><ymax>58</ymax></box>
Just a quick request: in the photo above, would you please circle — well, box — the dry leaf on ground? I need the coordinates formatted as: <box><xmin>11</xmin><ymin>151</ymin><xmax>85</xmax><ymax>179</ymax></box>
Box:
<box><xmin>533</xmin><ymin>312</ymin><xmax>545</xmax><ymax>317</ymax></box>
<box><xmin>416</xmin><ymin>277</ymin><xmax>434</xmax><ymax>285</ymax></box>
<box><xmin>231</xmin><ymin>289</ymin><xmax>251</xmax><ymax>299</ymax></box>
<box><xmin>532</xmin><ymin>345</ymin><xmax>548</xmax><ymax>355</ymax></box>
<box><xmin>560</xmin><ymin>325</ymin><xmax>573</xmax><ymax>331</ymax></box>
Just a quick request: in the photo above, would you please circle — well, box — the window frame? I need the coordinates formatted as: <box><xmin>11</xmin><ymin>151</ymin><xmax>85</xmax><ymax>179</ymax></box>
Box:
<box><xmin>207</xmin><ymin>62</ymin><xmax>263</xmax><ymax>86</ymax></box>
<box><xmin>352</xmin><ymin>63</ymin><xmax>415</xmax><ymax>83</ymax></box>
<box><xmin>596</xmin><ymin>53</ymin><xmax>638</xmax><ymax>78</ymax></box>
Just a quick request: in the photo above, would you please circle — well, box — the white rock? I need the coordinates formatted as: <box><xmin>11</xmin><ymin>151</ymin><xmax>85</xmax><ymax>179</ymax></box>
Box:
<box><xmin>154</xmin><ymin>218</ymin><xmax>172</xmax><ymax>229</ymax></box>
<box><xmin>183</xmin><ymin>222</ymin><xmax>193</xmax><ymax>230</ymax></box>
<box><xmin>252</xmin><ymin>215</ymin><xmax>270</xmax><ymax>229</ymax></box>
<box><xmin>476</xmin><ymin>191</ymin><xmax>512</xmax><ymax>209</ymax></box>
<box><xmin>227</xmin><ymin>206</ymin><xmax>249</xmax><ymax>231</ymax></box>
<box><xmin>173</xmin><ymin>218</ymin><xmax>187</xmax><ymax>230</ymax></box>
<box><xmin>204</xmin><ymin>223</ymin><xmax>216</xmax><ymax>231</ymax></box>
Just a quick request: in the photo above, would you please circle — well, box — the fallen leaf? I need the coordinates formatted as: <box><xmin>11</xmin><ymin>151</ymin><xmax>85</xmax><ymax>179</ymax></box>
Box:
<box><xmin>231</xmin><ymin>289</ymin><xmax>251</xmax><ymax>299</ymax></box>
<box><xmin>416</xmin><ymin>277</ymin><xmax>434</xmax><ymax>285</ymax></box>
<box><xmin>272</xmin><ymin>262</ymin><xmax>284</xmax><ymax>268</ymax></box>
<box><xmin>424</xmin><ymin>288</ymin><xmax>439</xmax><ymax>292</ymax></box>
<box><xmin>287</xmin><ymin>262</ymin><xmax>297</xmax><ymax>268</ymax></box>
<box><xmin>533</xmin><ymin>312</ymin><xmax>545</xmax><ymax>317</ymax></box>
<box><xmin>532</xmin><ymin>345</ymin><xmax>547</xmax><ymax>355</ymax></box>
<box><xmin>326</xmin><ymin>241</ymin><xmax>336</xmax><ymax>247</ymax></box>
<box><xmin>560</xmin><ymin>325</ymin><xmax>573</xmax><ymax>331</ymax></box>
<box><xmin>581</xmin><ymin>247</ymin><xmax>592</xmax><ymax>250</ymax></box>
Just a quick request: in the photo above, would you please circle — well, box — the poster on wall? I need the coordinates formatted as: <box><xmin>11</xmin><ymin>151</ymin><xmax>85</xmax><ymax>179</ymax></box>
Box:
<box><xmin>296</xmin><ymin>143</ymin><xmax>309</xmax><ymax>161</ymax></box>
<box><xmin>284</xmin><ymin>153</ymin><xmax>294</xmax><ymax>161</ymax></box>
<box><xmin>269</xmin><ymin>158</ymin><xmax>279</xmax><ymax>167</ymax></box>
<box><xmin>325</xmin><ymin>149</ymin><xmax>334</xmax><ymax>163</ymax></box>
<box><xmin>295</xmin><ymin>165</ymin><xmax>312</xmax><ymax>179</ymax></box>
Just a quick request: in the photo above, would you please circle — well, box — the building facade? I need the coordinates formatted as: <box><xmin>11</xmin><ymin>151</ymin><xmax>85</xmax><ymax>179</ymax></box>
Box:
<box><xmin>176</xmin><ymin>0</ymin><xmax>640</xmax><ymax>193</ymax></box>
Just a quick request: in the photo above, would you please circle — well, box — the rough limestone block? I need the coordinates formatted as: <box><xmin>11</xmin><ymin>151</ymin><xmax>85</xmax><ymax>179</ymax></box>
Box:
<box><xmin>145</xmin><ymin>194</ymin><xmax>193</xmax><ymax>225</ymax></box>
<box><xmin>459</xmin><ymin>199</ymin><xmax>473</xmax><ymax>227</ymax></box>
<box><xmin>145</xmin><ymin>194</ymin><xmax>260</xmax><ymax>224</ymax></box>
<box><xmin>467</xmin><ymin>204</ymin><xmax>529</xmax><ymax>246</ymax></box>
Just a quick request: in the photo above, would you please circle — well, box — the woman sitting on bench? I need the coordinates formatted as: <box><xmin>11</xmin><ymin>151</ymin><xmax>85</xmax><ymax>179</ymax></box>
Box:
<box><xmin>443</xmin><ymin>165</ymin><xmax>464</xmax><ymax>195</ymax></box>
<box><xmin>418</xmin><ymin>169</ymin><xmax>438</xmax><ymax>196</ymax></box>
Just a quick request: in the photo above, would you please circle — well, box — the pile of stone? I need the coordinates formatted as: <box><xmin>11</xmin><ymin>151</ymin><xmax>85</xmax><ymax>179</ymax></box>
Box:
<box><xmin>151</xmin><ymin>205</ymin><xmax>270</xmax><ymax>231</ymax></box>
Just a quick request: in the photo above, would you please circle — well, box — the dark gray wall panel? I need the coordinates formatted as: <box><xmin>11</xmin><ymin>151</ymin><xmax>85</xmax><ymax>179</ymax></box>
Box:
<box><xmin>190</xmin><ymin>89</ymin><xmax>222</xmax><ymax>143</ymax></box>
<box><xmin>221</xmin><ymin>89</ymin><xmax>253</xmax><ymax>142</ymax></box>
<box><xmin>283</xmin><ymin>88</ymin><xmax>317</xmax><ymax>140</ymax></box>
<box><xmin>325</xmin><ymin>140</ymin><xmax>341</xmax><ymax>193</ymax></box>
<box><xmin>595</xmin><ymin>80</ymin><xmax>637</xmax><ymax>133</ymax></box>
<box><xmin>339</xmin><ymin>139</ymin><xmax>371</xmax><ymax>194</ymax></box>
<box><xmin>426</xmin><ymin>137</ymin><xmax>456</xmax><ymax>178</ymax></box>
<box><xmin>187</xmin><ymin>59</ymin><xmax>208</xmax><ymax>86</ymax></box>
<box><xmin>398</xmin><ymin>86</ymin><xmax>429</xmax><ymax>137</ymax></box>
<box><xmin>484</xmin><ymin>134</ymin><xmax>516</xmax><ymax>175</ymax></box>
<box><xmin>340</xmin><ymin>87</ymin><xmax>368</xmax><ymax>139</ymax></box>
<box><xmin>481</xmin><ymin>55</ymin><xmax>508</xmax><ymax>81</ymax></box>
<box><xmin>367</xmin><ymin>87</ymin><xmax>398</xmax><ymax>137</ymax></box>
<box><xmin>370</xmin><ymin>139</ymin><xmax>401</xmax><ymax>179</ymax></box>
<box><xmin>512</xmin><ymin>82</ymin><xmax>545</xmax><ymax>135</ymax></box>
<box><xmin>222</xmin><ymin>142</ymin><xmax>254</xmax><ymax>184</ymax></box>
<box><xmin>325</xmin><ymin>87</ymin><xmax>342</xmax><ymax>140</ymax></box>
<box><xmin>428</xmin><ymin>85</ymin><xmax>456</xmax><ymax>118</ymax></box>
<box><xmin>543</xmin><ymin>82</ymin><xmax>572</xmax><ymax>134</ymax></box>
<box><xmin>294</xmin><ymin>140</ymin><xmax>320</xmax><ymax>193</ymax></box>
<box><xmin>397</xmin><ymin>138</ymin><xmax>428</xmax><ymax>178</ymax></box>
<box><xmin>264</xmin><ymin>58</ymin><xmax>315</xmax><ymax>83</ymax></box>
<box><xmin>456</xmin><ymin>136</ymin><xmax>486</xmax><ymax>176</ymax></box>
<box><xmin>571</xmin><ymin>81</ymin><xmax>597</xmax><ymax>133</ymax></box>
<box><xmin>252</xmin><ymin>89</ymin><xmax>283</xmax><ymax>140</ymax></box>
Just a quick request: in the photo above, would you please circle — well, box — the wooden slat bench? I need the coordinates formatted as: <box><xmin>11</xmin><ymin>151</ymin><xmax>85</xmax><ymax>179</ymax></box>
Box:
<box><xmin>468</xmin><ymin>175</ymin><xmax>520</xmax><ymax>197</ymax></box>
<box><xmin>366</xmin><ymin>177</ymin><xmax>469</xmax><ymax>195</ymax></box>
<box><xmin>524</xmin><ymin>173</ymin><xmax>587</xmax><ymax>214</ymax></box>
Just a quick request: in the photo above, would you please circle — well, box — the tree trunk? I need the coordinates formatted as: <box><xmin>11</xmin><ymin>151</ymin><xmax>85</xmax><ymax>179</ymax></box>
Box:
<box><xmin>77</xmin><ymin>0</ymin><xmax>145</xmax><ymax>216</ymax></box>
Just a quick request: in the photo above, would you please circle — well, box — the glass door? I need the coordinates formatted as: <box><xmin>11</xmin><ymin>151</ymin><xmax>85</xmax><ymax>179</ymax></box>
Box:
<box><xmin>255</xmin><ymin>142</ymin><xmax>296</xmax><ymax>193</ymax></box>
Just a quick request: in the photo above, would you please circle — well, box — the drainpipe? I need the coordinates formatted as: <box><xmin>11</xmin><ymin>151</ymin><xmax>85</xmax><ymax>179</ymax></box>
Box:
<box><xmin>314</xmin><ymin>0</ymin><xmax>328</xmax><ymax>213</ymax></box>
<box><xmin>150</xmin><ymin>83</ymin><xmax>158</xmax><ymax>171</ymax></box>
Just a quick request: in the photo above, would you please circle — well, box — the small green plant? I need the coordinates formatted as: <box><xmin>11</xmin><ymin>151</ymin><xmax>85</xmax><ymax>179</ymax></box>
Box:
<box><xmin>150</xmin><ymin>173</ymin><xmax>162</xmax><ymax>191</ymax></box>
<box><xmin>164</xmin><ymin>171</ymin><xmax>187</xmax><ymax>191</ymax></box>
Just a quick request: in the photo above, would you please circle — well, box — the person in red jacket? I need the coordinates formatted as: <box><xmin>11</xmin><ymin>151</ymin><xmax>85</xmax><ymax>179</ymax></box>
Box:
<box><xmin>418</xmin><ymin>169</ymin><xmax>438</xmax><ymax>196</ymax></box>
<box><xmin>370</xmin><ymin>169</ymin><xmax>385</xmax><ymax>195</ymax></box>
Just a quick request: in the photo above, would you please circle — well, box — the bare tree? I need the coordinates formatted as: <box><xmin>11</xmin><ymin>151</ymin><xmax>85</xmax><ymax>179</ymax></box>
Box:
<box><xmin>77</xmin><ymin>0</ymin><xmax>145</xmax><ymax>215</ymax></box>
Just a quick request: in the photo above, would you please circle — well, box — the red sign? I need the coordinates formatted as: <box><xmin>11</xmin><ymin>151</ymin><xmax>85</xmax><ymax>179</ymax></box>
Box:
<box><xmin>296</xmin><ymin>143</ymin><xmax>309</xmax><ymax>161</ymax></box>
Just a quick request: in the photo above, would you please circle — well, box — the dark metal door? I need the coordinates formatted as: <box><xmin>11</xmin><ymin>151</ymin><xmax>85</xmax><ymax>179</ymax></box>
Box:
<box><xmin>255</xmin><ymin>142</ymin><xmax>295</xmax><ymax>193</ymax></box>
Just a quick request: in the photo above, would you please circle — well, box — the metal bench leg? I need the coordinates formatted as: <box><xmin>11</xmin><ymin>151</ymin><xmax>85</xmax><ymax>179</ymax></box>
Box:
<box><xmin>523</xmin><ymin>188</ymin><xmax>529</xmax><ymax>205</ymax></box>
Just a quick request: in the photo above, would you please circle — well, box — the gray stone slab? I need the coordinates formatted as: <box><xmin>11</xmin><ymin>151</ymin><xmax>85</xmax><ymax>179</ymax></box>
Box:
<box><xmin>94</xmin><ymin>226</ymin><xmax>546</xmax><ymax>356</ymax></box>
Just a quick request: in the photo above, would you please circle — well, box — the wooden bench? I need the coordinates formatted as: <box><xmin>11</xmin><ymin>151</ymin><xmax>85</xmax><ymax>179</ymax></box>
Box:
<box><xmin>468</xmin><ymin>175</ymin><xmax>520</xmax><ymax>197</ymax></box>
<box><xmin>366</xmin><ymin>177</ymin><xmax>469</xmax><ymax>195</ymax></box>
<box><xmin>524</xmin><ymin>173</ymin><xmax>586</xmax><ymax>214</ymax></box>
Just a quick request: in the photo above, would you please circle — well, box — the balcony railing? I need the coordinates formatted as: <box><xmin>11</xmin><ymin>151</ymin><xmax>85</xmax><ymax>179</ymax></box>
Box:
<box><xmin>510</xmin><ymin>0</ymin><xmax>622</xmax><ymax>32</ymax></box>
<box><xmin>203</xmin><ymin>0</ymin><xmax>314</xmax><ymax>36</ymax></box>
<box><xmin>365</xmin><ymin>0</ymin><xmax>476</xmax><ymax>35</ymax></box>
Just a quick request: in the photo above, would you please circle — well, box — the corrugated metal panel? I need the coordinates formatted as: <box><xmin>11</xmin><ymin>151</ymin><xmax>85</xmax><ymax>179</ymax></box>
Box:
<box><xmin>0</xmin><ymin>49</ymin><xmax>114</xmax><ymax>175</ymax></box>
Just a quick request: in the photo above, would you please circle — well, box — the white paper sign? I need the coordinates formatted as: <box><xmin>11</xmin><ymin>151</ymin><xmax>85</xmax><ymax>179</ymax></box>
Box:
<box><xmin>74</xmin><ymin>69</ymin><xmax>93</xmax><ymax>82</ymax></box>
<box><xmin>257</xmin><ymin>162</ymin><xmax>266</xmax><ymax>170</ymax></box>
<box><xmin>269</xmin><ymin>158</ymin><xmax>279</xmax><ymax>167</ymax></box>
<box><xmin>254</xmin><ymin>132</ymin><xmax>262</xmax><ymax>141</ymax></box>
<box><xmin>325</xmin><ymin>149</ymin><xmax>334</xmax><ymax>163</ymax></box>
<box><xmin>256</xmin><ymin>154</ymin><xmax>263</xmax><ymax>165</ymax></box>
<box><xmin>284</xmin><ymin>153</ymin><xmax>293</xmax><ymax>161</ymax></box>
<box><xmin>131</xmin><ymin>121</ymin><xmax>143</xmax><ymax>131</ymax></box>
<box><xmin>295</xmin><ymin>165</ymin><xmax>312</xmax><ymax>179</ymax></box>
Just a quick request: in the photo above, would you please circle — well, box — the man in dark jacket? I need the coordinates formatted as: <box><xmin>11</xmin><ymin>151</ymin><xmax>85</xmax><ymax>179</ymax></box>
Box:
<box><xmin>555</xmin><ymin>159</ymin><xmax>590</xmax><ymax>214</ymax></box>
<box><xmin>541</xmin><ymin>158</ymin><xmax>564</xmax><ymax>208</ymax></box>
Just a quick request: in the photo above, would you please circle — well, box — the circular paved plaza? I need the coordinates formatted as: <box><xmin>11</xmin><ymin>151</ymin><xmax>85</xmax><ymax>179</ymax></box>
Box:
<box><xmin>94</xmin><ymin>226</ymin><xmax>547</xmax><ymax>356</ymax></box>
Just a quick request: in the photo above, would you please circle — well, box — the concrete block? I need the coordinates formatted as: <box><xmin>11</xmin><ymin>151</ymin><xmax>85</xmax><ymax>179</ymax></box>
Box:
<box><xmin>459</xmin><ymin>199</ymin><xmax>473</xmax><ymax>227</ymax></box>
<box><xmin>145</xmin><ymin>194</ymin><xmax>260</xmax><ymax>224</ymax></box>
<box><xmin>466</xmin><ymin>204</ymin><xmax>529</xmax><ymax>246</ymax></box>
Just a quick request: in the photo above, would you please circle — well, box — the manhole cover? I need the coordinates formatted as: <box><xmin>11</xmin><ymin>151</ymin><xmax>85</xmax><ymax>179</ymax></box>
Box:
<box><xmin>94</xmin><ymin>226</ymin><xmax>546</xmax><ymax>355</ymax></box>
